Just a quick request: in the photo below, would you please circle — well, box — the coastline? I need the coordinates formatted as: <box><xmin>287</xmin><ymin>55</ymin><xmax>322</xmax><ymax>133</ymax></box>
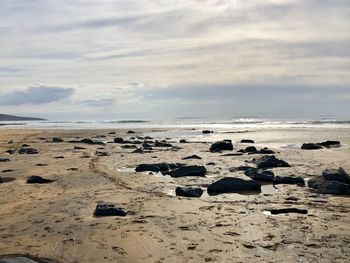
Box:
<box><xmin>0</xmin><ymin>127</ymin><xmax>349</xmax><ymax>262</ymax></box>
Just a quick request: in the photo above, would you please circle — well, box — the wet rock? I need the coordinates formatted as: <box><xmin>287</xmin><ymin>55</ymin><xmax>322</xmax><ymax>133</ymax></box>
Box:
<box><xmin>241</xmin><ymin>139</ymin><xmax>254</xmax><ymax>143</ymax></box>
<box><xmin>273</xmin><ymin>176</ymin><xmax>305</xmax><ymax>186</ymax></box>
<box><xmin>93</xmin><ymin>201</ymin><xmax>127</xmax><ymax>217</ymax></box>
<box><xmin>202</xmin><ymin>130</ymin><xmax>213</xmax><ymax>134</ymax></box>
<box><xmin>245</xmin><ymin>168</ymin><xmax>274</xmax><ymax>182</ymax></box>
<box><xmin>319</xmin><ymin>140</ymin><xmax>340</xmax><ymax>148</ymax></box>
<box><xmin>301</xmin><ymin>143</ymin><xmax>323</xmax><ymax>150</ymax></box>
<box><xmin>96</xmin><ymin>151</ymin><xmax>110</xmax><ymax>157</ymax></box>
<box><xmin>18</xmin><ymin>148</ymin><xmax>39</xmax><ymax>154</ymax></box>
<box><xmin>266</xmin><ymin>208</ymin><xmax>308</xmax><ymax>215</ymax></box>
<box><xmin>209</xmin><ymin>140</ymin><xmax>233</xmax><ymax>152</ymax></box>
<box><xmin>26</xmin><ymin>176</ymin><xmax>53</xmax><ymax>184</ymax></box>
<box><xmin>52</xmin><ymin>137</ymin><xmax>63</xmax><ymax>143</ymax></box>
<box><xmin>127</xmin><ymin>130</ymin><xmax>135</xmax><ymax>134</ymax></box>
<box><xmin>182</xmin><ymin>155</ymin><xmax>202</xmax><ymax>160</ymax></box>
<box><xmin>170</xmin><ymin>165</ymin><xmax>206</xmax><ymax>178</ymax></box>
<box><xmin>154</xmin><ymin>141</ymin><xmax>172</xmax><ymax>147</ymax></box>
<box><xmin>0</xmin><ymin>158</ymin><xmax>10</xmax><ymax>162</ymax></box>
<box><xmin>5</xmin><ymin>149</ymin><xmax>16</xmax><ymax>154</ymax></box>
<box><xmin>175</xmin><ymin>187</ymin><xmax>204</xmax><ymax>197</ymax></box>
<box><xmin>255</xmin><ymin>155</ymin><xmax>290</xmax><ymax>169</ymax></box>
<box><xmin>180</xmin><ymin>139</ymin><xmax>189</xmax><ymax>143</ymax></box>
<box><xmin>207</xmin><ymin>177</ymin><xmax>261</xmax><ymax>195</ymax></box>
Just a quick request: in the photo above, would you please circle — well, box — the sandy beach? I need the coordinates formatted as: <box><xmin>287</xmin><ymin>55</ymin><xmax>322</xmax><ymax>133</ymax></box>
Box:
<box><xmin>0</xmin><ymin>127</ymin><xmax>349</xmax><ymax>263</ymax></box>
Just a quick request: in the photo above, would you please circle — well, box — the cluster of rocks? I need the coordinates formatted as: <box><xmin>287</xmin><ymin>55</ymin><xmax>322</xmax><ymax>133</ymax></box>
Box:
<box><xmin>68</xmin><ymin>138</ymin><xmax>105</xmax><ymax>145</ymax></box>
<box><xmin>238</xmin><ymin>146</ymin><xmax>275</xmax><ymax>155</ymax></box>
<box><xmin>301</xmin><ymin>140</ymin><xmax>340</xmax><ymax>150</ymax></box>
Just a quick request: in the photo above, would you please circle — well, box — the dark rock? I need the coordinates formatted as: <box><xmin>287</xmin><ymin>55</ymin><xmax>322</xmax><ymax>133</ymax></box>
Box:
<box><xmin>182</xmin><ymin>155</ymin><xmax>202</xmax><ymax>160</ymax></box>
<box><xmin>273</xmin><ymin>176</ymin><xmax>305</xmax><ymax>186</ymax></box>
<box><xmin>154</xmin><ymin>141</ymin><xmax>172</xmax><ymax>147</ymax></box>
<box><xmin>255</xmin><ymin>155</ymin><xmax>290</xmax><ymax>169</ymax></box>
<box><xmin>35</xmin><ymin>163</ymin><xmax>47</xmax><ymax>167</ymax></box>
<box><xmin>0</xmin><ymin>158</ymin><xmax>10</xmax><ymax>162</ymax></box>
<box><xmin>114</xmin><ymin>137</ymin><xmax>124</xmax><ymax>143</ymax></box>
<box><xmin>206</xmin><ymin>162</ymin><xmax>216</xmax><ymax>166</ymax></box>
<box><xmin>321</xmin><ymin>167</ymin><xmax>350</xmax><ymax>184</ymax></box>
<box><xmin>319</xmin><ymin>140</ymin><xmax>340</xmax><ymax>148</ymax></box>
<box><xmin>242</xmin><ymin>146</ymin><xmax>257</xmax><ymax>153</ymax></box>
<box><xmin>26</xmin><ymin>176</ymin><xmax>53</xmax><ymax>184</ymax></box>
<box><xmin>135</xmin><ymin>163</ymin><xmax>171</xmax><ymax>173</ymax></box>
<box><xmin>202</xmin><ymin>130</ymin><xmax>213</xmax><ymax>134</ymax></box>
<box><xmin>221</xmin><ymin>153</ymin><xmax>244</xmax><ymax>156</ymax></box>
<box><xmin>108</xmin><ymin>132</ymin><xmax>116</xmax><ymax>134</ymax></box>
<box><xmin>18</xmin><ymin>148</ymin><xmax>39</xmax><ymax>154</ymax></box>
<box><xmin>175</xmin><ymin>187</ymin><xmax>204</xmax><ymax>197</ymax></box>
<box><xmin>245</xmin><ymin>168</ymin><xmax>274</xmax><ymax>182</ymax></box>
<box><xmin>73</xmin><ymin>146</ymin><xmax>86</xmax><ymax>150</ymax></box>
<box><xmin>132</xmin><ymin>148</ymin><xmax>144</xmax><ymax>154</ymax></box>
<box><xmin>207</xmin><ymin>177</ymin><xmax>261</xmax><ymax>195</ymax></box>
<box><xmin>93</xmin><ymin>201</ymin><xmax>127</xmax><ymax>217</ymax></box>
<box><xmin>54</xmin><ymin>156</ymin><xmax>64</xmax><ymax>159</ymax></box>
<box><xmin>2</xmin><ymin>169</ymin><xmax>14</xmax><ymax>173</ymax></box>
<box><xmin>80</xmin><ymin>138</ymin><xmax>105</xmax><ymax>145</ymax></box>
<box><xmin>121</xmin><ymin>145</ymin><xmax>137</xmax><ymax>149</ymax></box>
<box><xmin>170</xmin><ymin>165</ymin><xmax>206</xmax><ymax>178</ymax></box>
<box><xmin>52</xmin><ymin>137</ymin><xmax>64</xmax><ymax>143</ymax></box>
<box><xmin>179</xmin><ymin>139</ymin><xmax>189</xmax><ymax>143</ymax></box>
<box><xmin>21</xmin><ymin>144</ymin><xmax>30</xmax><ymax>147</ymax></box>
<box><xmin>67</xmin><ymin>168</ymin><xmax>78</xmax><ymax>171</ymax></box>
<box><xmin>96</xmin><ymin>151</ymin><xmax>110</xmax><ymax>157</ymax></box>
<box><xmin>316</xmin><ymin>181</ymin><xmax>350</xmax><ymax>195</ymax></box>
<box><xmin>301</xmin><ymin>143</ymin><xmax>323</xmax><ymax>150</ymax></box>
<box><xmin>5</xmin><ymin>149</ymin><xmax>16</xmax><ymax>154</ymax></box>
<box><xmin>241</xmin><ymin>139</ymin><xmax>254</xmax><ymax>143</ymax></box>
<box><xmin>127</xmin><ymin>130</ymin><xmax>135</xmax><ymax>134</ymax></box>
<box><xmin>8</xmin><ymin>140</ymin><xmax>14</xmax><ymax>144</ymax></box>
<box><xmin>0</xmin><ymin>255</ymin><xmax>55</xmax><ymax>263</ymax></box>
<box><xmin>266</xmin><ymin>208</ymin><xmax>308</xmax><ymax>215</ymax></box>
<box><xmin>209</xmin><ymin>141</ymin><xmax>233</xmax><ymax>152</ymax></box>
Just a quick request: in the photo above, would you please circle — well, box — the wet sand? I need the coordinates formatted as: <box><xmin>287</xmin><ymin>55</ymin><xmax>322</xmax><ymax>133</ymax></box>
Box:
<box><xmin>0</xmin><ymin>127</ymin><xmax>349</xmax><ymax>263</ymax></box>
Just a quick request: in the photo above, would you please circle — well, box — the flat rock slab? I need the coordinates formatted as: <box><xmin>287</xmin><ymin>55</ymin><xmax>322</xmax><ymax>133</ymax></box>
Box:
<box><xmin>0</xmin><ymin>255</ymin><xmax>57</xmax><ymax>263</ymax></box>
<box><xmin>207</xmin><ymin>177</ymin><xmax>261</xmax><ymax>195</ymax></box>
<box><xmin>94</xmin><ymin>201</ymin><xmax>127</xmax><ymax>217</ymax></box>
<box><xmin>175</xmin><ymin>187</ymin><xmax>204</xmax><ymax>197</ymax></box>
<box><xmin>169</xmin><ymin>165</ymin><xmax>206</xmax><ymax>178</ymax></box>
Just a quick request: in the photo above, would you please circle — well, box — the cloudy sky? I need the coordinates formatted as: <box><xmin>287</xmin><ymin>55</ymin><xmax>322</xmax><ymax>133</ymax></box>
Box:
<box><xmin>0</xmin><ymin>0</ymin><xmax>349</xmax><ymax>120</ymax></box>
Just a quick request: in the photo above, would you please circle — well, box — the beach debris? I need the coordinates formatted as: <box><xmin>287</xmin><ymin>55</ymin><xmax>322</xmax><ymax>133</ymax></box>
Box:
<box><xmin>254</xmin><ymin>155</ymin><xmax>290</xmax><ymax>169</ymax></box>
<box><xmin>52</xmin><ymin>137</ymin><xmax>64</xmax><ymax>143</ymax></box>
<box><xmin>209</xmin><ymin>140</ymin><xmax>233</xmax><ymax>152</ymax></box>
<box><xmin>94</xmin><ymin>201</ymin><xmax>127</xmax><ymax>217</ymax></box>
<box><xmin>265</xmin><ymin>208</ymin><xmax>308</xmax><ymax>215</ymax></box>
<box><xmin>175</xmin><ymin>187</ymin><xmax>204</xmax><ymax>197</ymax></box>
<box><xmin>207</xmin><ymin>177</ymin><xmax>261</xmax><ymax>195</ymax></box>
<box><xmin>308</xmin><ymin>167</ymin><xmax>350</xmax><ymax>195</ymax></box>
<box><xmin>182</xmin><ymin>155</ymin><xmax>202</xmax><ymax>160</ymax></box>
<box><xmin>18</xmin><ymin>147</ymin><xmax>39</xmax><ymax>154</ymax></box>
<box><xmin>273</xmin><ymin>176</ymin><xmax>305</xmax><ymax>186</ymax></box>
<box><xmin>241</xmin><ymin>139</ymin><xmax>255</xmax><ymax>143</ymax></box>
<box><xmin>170</xmin><ymin>165</ymin><xmax>206</xmax><ymax>178</ymax></box>
<box><xmin>26</xmin><ymin>176</ymin><xmax>53</xmax><ymax>184</ymax></box>
<box><xmin>244</xmin><ymin>168</ymin><xmax>274</xmax><ymax>182</ymax></box>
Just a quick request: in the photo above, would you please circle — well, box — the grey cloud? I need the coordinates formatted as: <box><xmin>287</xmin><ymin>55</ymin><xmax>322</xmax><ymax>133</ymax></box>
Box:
<box><xmin>0</xmin><ymin>86</ymin><xmax>75</xmax><ymax>105</ymax></box>
<box><xmin>81</xmin><ymin>98</ymin><xmax>115</xmax><ymax>107</ymax></box>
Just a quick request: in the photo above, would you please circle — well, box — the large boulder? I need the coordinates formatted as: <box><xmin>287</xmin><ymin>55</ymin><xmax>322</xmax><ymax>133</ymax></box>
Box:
<box><xmin>114</xmin><ymin>137</ymin><xmax>124</xmax><ymax>143</ymax></box>
<box><xmin>316</xmin><ymin>181</ymin><xmax>350</xmax><ymax>195</ymax></box>
<box><xmin>244</xmin><ymin>168</ymin><xmax>274</xmax><ymax>182</ymax></box>
<box><xmin>93</xmin><ymin>201</ymin><xmax>127</xmax><ymax>217</ymax></box>
<box><xmin>207</xmin><ymin>177</ymin><xmax>261</xmax><ymax>195</ymax></box>
<box><xmin>301</xmin><ymin>143</ymin><xmax>323</xmax><ymax>150</ymax></box>
<box><xmin>18</xmin><ymin>147</ymin><xmax>39</xmax><ymax>154</ymax></box>
<box><xmin>26</xmin><ymin>176</ymin><xmax>53</xmax><ymax>184</ymax></box>
<box><xmin>169</xmin><ymin>165</ymin><xmax>206</xmax><ymax>178</ymax></box>
<box><xmin>255</xmin><ymin>155</ymin><xmax>290</xmax><ymax>169</ymax></box>
<box><xmin>273</xmin><ymin>176</ymin><xmax>305</xmax><ymax>186</ymax></box>
<box><xmin>210</xmin><ymin>141</ymin><xmax>233</xmax><ymax>152</ymax></box>
<box><xmin>175</xmin><ymin>187</ymin><xmax>204</xmax><ymax>198</ymax></box>
<box><xmin>135</xmin><ymin>163</ymin><xmax>171</xmax><ymax>173</ymax></box>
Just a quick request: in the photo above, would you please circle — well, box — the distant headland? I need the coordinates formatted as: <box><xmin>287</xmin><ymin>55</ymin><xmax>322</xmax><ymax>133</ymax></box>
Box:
<box><xmin>0</xmin><ymin>114</ymin><xmax>46</xmax><ymax>121</ymax></box>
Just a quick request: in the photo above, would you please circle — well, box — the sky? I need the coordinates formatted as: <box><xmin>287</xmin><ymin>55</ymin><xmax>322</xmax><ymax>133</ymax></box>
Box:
<box><xmin>0</xmin><ymin>0</ymin><xmax>349</xmax><ymax>120</ymax></box>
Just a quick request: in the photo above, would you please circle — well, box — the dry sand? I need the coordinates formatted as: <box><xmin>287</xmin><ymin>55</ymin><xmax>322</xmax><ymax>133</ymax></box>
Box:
<box><xmin>0</xmin><ymin>127</ymin><xmax>349</xmax><ymax>263</ymax></box>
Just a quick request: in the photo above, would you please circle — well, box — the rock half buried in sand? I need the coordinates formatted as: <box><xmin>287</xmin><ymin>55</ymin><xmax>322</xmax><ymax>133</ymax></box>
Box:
<box><xmin>175</xmin><ymin>187</ymin><xmax>204</xmax><ymax>197</ymax></box>
<box><xmin>0</xmin><ymin>254</ymin><xmax>58</xmax><ymax>263</ymax></box>
<box><xmin>18</xmin><ymin>147</ymin><xmax>39</xmax><ymax>154</ymax></box>
<box><xmin>319</xmin><ymin>140</ymin><xmax>340</xmax><ymax>148</ymax></box>
<box><xmin>255</xmin><ymin>155</ymin><xmax>290</xmax><ymax>169</ymax></box>
<box><xmin>52</xmin><ymin>137</ymin><xmax>64</xmax><ymax>143</ymax></box>
<box><xmin>0</xmin><ymin>158</ymin><xmax>10</xmax><ymax>162</ymax></box>
<box><xmin>202</xmin><ymin>130</ymin><xmax>213</xmax><ymax>134</ymax></box>
<box><xmin>301</xmin><ymin>143</ymin><xmax>323</xmax><ymax>150</ymax></box>
<box><xmin>26</xmin><ymin>176</ymin><xmax>53</xmax><ymax>184</ymax></box>
<box><xmin>95</xmin><ymin>151</ymin><xmax>110</xmax><ymax>157</ymax></box>
<box><xmin>170</xmin><ymin>165</ymin><xmax>206</xmax><ymax>178</ymax></box>
<box><xmin>93</xmin><ymin>201</ymin><xmax>127</xmax><ymax>217</ymax></box>
<box><xmin>241</xmin><ymin>139</ymin><xmax>254</xmax><ymax>144</ymax></box>
<box><xmin>265</xmin><ymin>208</ymin><xmax>308</xmax><ymax>215</ymax></box>
<box><xmin>179</xmin><ymin>139</ymin><xmax>189</xmax><ymax>143</ymax></box>
<box><xmin>244</xmin><ymin>168</ymin><xmax>274</xmax><ymax>182</ymax></box>
<box><xmin>154</xmin><ymin>141</ymin><xmax>172</xmax><ymax>147</ymax></box>
<box><xmin>209</xmin><ymin>140</ymin><xmax>233</xmax><ymax>152</ymax></box>
<box><xmin>135</xmin><ymin>163</ymin><xmax>171</xmax><ymax>173</ymax></box>
<box><xmin>273</xmin><ymin>176</ymin><xmax>305</xmax><ymax>186</ymax></box>
<box><xmin>182</xmin><ymin>155</ymin><xmax>202</xmax><ymax>160</ymax></box>
<box><xmin>308</xmin><ymin>167</ymin><xmax>350</xmax><ymax>195</ymax></box>
<box><xmin>0</xmin><ymin>177</ymin><xmax>2</xmax><ymax>183</ymax></box>
<box><xmin>207</xmin><ymin>177</ymin><xmax>261</xmax><ymax>195</ymax></box>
